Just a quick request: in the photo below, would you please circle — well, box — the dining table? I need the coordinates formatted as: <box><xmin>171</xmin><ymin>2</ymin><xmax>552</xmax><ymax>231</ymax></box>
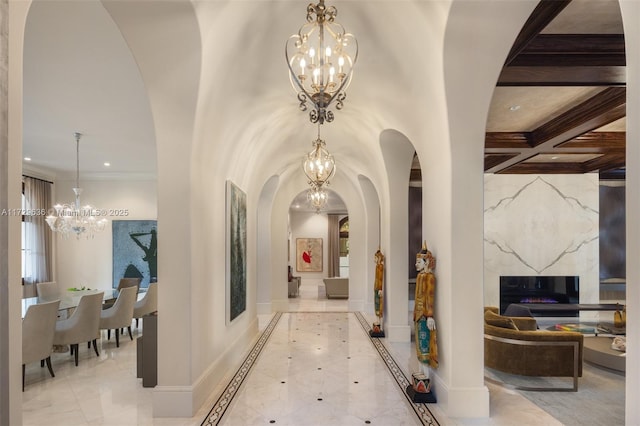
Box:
<box><xmin>21</xmin><ymin>288</ymin><xmax>145</xmax><ymax>318</ymax></box>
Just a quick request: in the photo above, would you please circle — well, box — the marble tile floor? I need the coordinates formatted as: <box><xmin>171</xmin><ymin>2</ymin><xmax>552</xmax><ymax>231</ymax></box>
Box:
<box><xmin>22</xmin><ymin>279</ymin><xmax>563</xmax><ymax>425</ymax></box>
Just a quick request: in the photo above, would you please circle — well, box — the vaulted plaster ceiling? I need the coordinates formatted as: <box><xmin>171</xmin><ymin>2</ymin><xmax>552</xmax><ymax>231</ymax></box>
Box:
<box><xmin>21</xmin><ymin>0</ymin><xmax>627</xmax><ymax>191</ymax></box>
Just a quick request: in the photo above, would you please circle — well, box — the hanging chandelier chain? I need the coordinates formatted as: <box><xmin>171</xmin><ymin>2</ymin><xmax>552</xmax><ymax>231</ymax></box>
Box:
<box><xmin>74</xmin><ymin>132</ymin><xmax>81</xmax><ymax>190</ymax></box>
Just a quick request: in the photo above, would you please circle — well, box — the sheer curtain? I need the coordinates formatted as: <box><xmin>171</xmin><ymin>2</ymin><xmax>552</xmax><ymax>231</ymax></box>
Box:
<box><xmin>23</xmin><ymin>177</ymin><xmax>53</xmax><ymax>285</ymax></box>
<box><xmin>328</xmin><ymin>214</ymin><xmax>340</xmax><ymax>277</ymax></box>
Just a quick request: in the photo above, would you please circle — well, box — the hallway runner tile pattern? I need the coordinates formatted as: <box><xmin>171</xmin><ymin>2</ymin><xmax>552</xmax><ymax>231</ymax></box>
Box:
<box><xmin>201</xmin><ymin>311</ymin><xmax>283</xmax><ymax>425</ymax></box>
<box><xmin>201</xmin><ymin>311</ymin><xmax>438</xmax><ymax>425</ymax></box>
<box><xmin>354</xmin><ymin>311</ymin><xmax>439</xmax><ymax>426</ymax></box>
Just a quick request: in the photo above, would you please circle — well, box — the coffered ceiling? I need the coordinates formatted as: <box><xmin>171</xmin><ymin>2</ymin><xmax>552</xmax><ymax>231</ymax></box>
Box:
<box><xmin>484</xmin><ymin>0</ymin><xmax>626</xmax><ymax>179</ymax></box>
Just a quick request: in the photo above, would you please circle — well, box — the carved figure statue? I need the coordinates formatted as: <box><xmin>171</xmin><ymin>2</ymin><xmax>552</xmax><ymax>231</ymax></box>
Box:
<box><xmin>373</xmin><ymin>248</ymin><xmax>385</xmax><ymax>332</ymax></box>
<box><xmin>414</xmin><ymin>242</ymin><xmax>438</xmax><ymax>370</ymax></box>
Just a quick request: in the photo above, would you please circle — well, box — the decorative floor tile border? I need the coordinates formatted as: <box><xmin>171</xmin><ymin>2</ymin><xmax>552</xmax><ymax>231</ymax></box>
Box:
<box><xmin>354</xmin><ymin>311</ymin><xmax>440</xmax><ymax>426</ymax></box>
<box><xmin>201</xmin><ymin>311</ymin><xmax>438</xmax><ymax>426</ymax></box>
<box><xmin>201</xmin><ymin>311</ymin><xmax>283</xmax><ymax>426</ymax></box>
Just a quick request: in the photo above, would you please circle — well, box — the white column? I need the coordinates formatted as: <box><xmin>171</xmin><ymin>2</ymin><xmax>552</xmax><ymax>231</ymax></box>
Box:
<box><xmin>621</xmin><ymin>1</ymin><xmax>640</xmax><ymax>423</ymax></box>
<box><xmin>380</xmin><ymin>130</ymin><xmax>415</xmax><ymax>342</ymax></box>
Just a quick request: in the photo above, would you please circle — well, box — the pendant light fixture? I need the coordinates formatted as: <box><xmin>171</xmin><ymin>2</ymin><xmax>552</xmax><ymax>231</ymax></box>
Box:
<box><xmin>286</xmin><ymin>0</ymin><xmax>358</xmax><ymax>124</ymax></box>
<box><xmin>46</xmin><ymin>132</ymin><xmax>108</xmax><ymax>239</ymax></box>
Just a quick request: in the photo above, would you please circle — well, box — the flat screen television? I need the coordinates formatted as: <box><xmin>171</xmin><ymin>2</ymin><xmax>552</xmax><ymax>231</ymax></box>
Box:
<box><xmin>499</xmin><ymin>276</ymin><xmax>579</xmax><ymax>316</ymax></box>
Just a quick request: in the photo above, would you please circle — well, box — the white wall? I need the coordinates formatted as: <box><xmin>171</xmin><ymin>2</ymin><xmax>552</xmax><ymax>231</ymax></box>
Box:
<box><xmin>484</xmin><ymin>174</ymin><xmax>600</xmax><ymax>316</ymax></box>
<box><xmin>52</xmin><ymin>178</ymin><xmax>157</xmax><ymax>293</ymax></box>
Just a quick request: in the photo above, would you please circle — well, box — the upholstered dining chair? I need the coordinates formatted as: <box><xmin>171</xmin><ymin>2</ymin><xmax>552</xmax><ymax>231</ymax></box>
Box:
<box><xmin>133</xmin><ymin>282</ymin><xmax>158</xmax><ymax>328</ymax></box>
<box><xmin>36</xmin><ymin>281</ymin><xmax>59</xmax><ymax>301</ymax></box>
<box><xmin>99</xmin><ymin>286</ymin><xmax>137</xmax><ymax>347</ymax></box>
<box><xmin>53</xmin><ymin>292</ymin><xmax>103</xmax><ymax>366</ymax></box>
<box><xmin>117</xmin><ymin>277</ymin><xmax>142</xmax><ymax>291</ymax></box>
<box><xmin>22</xmin><ymin>299</ymin><xmax>60</xmax><ymax>391</ymax></box>
<box><xmin>103</xmin><ymin>277</ymin><xmax>142</xmax><ymax>309</ymax></box>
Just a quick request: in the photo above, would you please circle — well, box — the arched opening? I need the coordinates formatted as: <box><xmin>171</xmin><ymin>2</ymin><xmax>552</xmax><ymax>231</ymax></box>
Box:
<box><xmin>482</xmin><ymin>1</ymin><xmax>627</xmax><ymax>422</ymax></box>
<box><xmin>287</xmin><ymin>188</ymin><xmax>349</xmax><ymax>309</ymax></box>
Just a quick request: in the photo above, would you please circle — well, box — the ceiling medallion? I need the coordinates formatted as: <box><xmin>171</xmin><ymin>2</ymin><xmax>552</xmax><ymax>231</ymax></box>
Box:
<box><xmin>286</xmin><ymin>0</ymin><xmax>358</xmax><ymax>124</ymax></box>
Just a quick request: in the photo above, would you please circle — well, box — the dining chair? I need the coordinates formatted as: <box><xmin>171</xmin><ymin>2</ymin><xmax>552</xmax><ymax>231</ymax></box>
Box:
<box><xmin>53</xmin><ymin>292</ymin><xmax>103</xmax><ymax>366</ymax></box>
<box><xmin>117</xmin><ymin>277</ymin><xmax>142</xmax><ymax>291</ymax></box>
<box><xmin>100</xmin><ymin>286</ymin><xmax>137</xmax><ymax>347</ymax></box>
<box><xmin>103</xmin><ymin>277</ymin><xmax>142</xmax><ymax>309</ymax></box>
<box><xmin>36</xmin><ymin>281</ymin><xmax>59</xmax><ymax>301</ymax></box>
<box><xmin>133</xmin><ymin>282</ymin><xmax>158</xmax><ymax>328</ymax></box>
<box><xmin>22</xmin><ymin>299</ymin><xmax>60</xmax><ymax>391</ymax></box>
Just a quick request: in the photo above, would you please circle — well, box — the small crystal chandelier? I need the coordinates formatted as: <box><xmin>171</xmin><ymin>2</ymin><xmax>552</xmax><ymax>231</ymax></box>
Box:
<box><xmin>307</xmin><ymin>182</ymin><xmax>329</xmax><ymax>213</ymax></box>
<box><xmin>302</xmin><ymin>124</ymin><xmax>336</xmax><ymax>188</ymax></box>
<box><xmin>46</xmin><ymin>132</ymin><xmax>108</xmax><ymax>239</ymax></box>
<box><xmin>286</xmin><ymin>0</ymin><xmax>358</xmax><ymax>124</ymax></box>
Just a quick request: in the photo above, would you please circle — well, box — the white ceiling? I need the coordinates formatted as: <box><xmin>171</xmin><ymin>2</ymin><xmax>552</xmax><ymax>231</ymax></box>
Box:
<box><xmin>23</xmin><ymin>0</ymin><xmax>156</xmax><ymax>179</ymax></box>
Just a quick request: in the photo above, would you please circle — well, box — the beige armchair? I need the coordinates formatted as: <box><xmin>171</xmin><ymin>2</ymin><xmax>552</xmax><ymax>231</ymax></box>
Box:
<box><xmin>323</xmin><ymin>277</ymin><xmax>349</xmax><ymax>299</ymax></box>
<box><xmin>133</xmin><ymin>282</ymin><xmax>158</xmax><ymax>328</ymax></box>
<box><xmin>53</xmin><ymin>292</ymin><xmax>104</xmax><ymax>366</ymax></box>
<box><xmin>22</xmin><ymin>299</ymin><xmax>60</xmax><ymax>391</ymax></box>
<box><xmin>100</xmin><ymin>286</ymin><xmax>137</xmax><ymax>347</ymax></box>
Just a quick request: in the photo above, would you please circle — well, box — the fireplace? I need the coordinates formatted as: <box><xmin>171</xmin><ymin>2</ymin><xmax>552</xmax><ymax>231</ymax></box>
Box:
<box><xmin>500</xmin><ymin>276</ymin><xmax>580</xmax><ymax>316</ymax></box>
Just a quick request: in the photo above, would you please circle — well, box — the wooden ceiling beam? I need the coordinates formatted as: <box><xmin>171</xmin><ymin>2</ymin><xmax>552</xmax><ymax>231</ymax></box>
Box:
<box><xmin>531</xmin><ymin>87</ymin><xmax>626</xmax><ymax>147</ymax></box>
<box><xmin>557</xmin><ymin>131</ymin><xmax>625</xmax><ymax>149</ymax></box>
<box><xmin>520</xmin><ymin>34</ymin><xmax>626</xmax><ymax>55</ymax></box>
<box><xmin>504</xmin><ymin>0</ymin><xmax>572</xmax><ymax>66</ymax></box>
<box><xmin>497</xmin><ymin>66</ymin><xmax>626</xmax><ymax>86</ymax></box>
<box><xmin>484</xmin><ymin>89</ymin><xmax>625</xmax><ymax>173</ymax></box>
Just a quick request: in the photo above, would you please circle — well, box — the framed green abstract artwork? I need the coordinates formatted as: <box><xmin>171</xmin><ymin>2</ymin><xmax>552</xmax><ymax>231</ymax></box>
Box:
<box><xmin>226</xmin><ymin>180</ymin><xmax>247</xmax><ymax>323</ymax></box>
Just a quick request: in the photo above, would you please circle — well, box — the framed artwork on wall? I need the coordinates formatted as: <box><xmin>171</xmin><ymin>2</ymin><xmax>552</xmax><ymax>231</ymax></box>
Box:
<box><xmin>296</xmin><ymin>238</ymin><xmax>323</xmax><ymax>272</ymax></box>
<box><xmin>112</xmin><ymin>220</ymin><xmax>157</xmax><ymax>289</ymax></box>
<box><xmin>226</xmin><ymin>180</ymin><xmax>247</xmax><ymax>323</ymax></box>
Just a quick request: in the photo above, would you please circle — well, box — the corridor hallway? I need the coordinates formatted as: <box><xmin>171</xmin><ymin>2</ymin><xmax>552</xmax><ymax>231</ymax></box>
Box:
<box><xmin>22</xmin><ymin>278</ymin><xmax>561</xmax><ymax>425</ymax></box>
<box><xmin>203</xmin><ymin>311</ymin><xmax>435</xmax><ymax>425</ymax></box>
<box><xmin>201</xmin><ymin>279</ymin><xmax>559</xmax><ymax>425</ymax></box>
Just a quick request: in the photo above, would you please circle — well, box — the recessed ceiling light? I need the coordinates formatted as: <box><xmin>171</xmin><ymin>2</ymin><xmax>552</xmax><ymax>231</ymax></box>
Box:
<box><xmin>103</xmin><ymin>162</ymin><xmax>111</xmax><ymax>167</ymax></box>
<box><xmin>24</xmin><ymin>157</ymin><xmax>31</xmax><ymax>161</ymax></box>
<box><xmin>509</xmin><ymin>105</ymin><xmax>521</xmax><ymax>111</ymax></box>
<box><xmin>551</xmin><ymin>156</ymin><xmax>559</xmax><ymax>160</ymax></box>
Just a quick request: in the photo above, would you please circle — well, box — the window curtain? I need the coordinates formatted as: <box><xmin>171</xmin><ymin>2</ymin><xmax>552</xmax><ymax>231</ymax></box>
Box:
<box><xmin>328</xmin><ymin>214</ymin><xmax>340</xmax><ymax>277</ymax></box>
<box><xmin>23</xmin><ymin>177</ymin><xmax>52</xmax><ymax>285</ymax></box>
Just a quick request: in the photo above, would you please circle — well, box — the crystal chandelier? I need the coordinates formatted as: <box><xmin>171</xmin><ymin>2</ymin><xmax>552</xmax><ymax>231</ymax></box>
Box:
<box><xmin>46</xmin><ymin>132</ymin><xmax>108</xmax><ymax>239</ymax></box>
<box><xmin>286</xmin><ymin>0</ymin><xmax>358</xmax><ymax>124</ymax></box>
<box><xmin>302</xmin><ymin>125</ymin><xmax>336</xmax><ymax>188</ymax></box>
<box><xmin>307</xmin><ymin>182</ymin><xmax>329</xmax><ymax>213</ymax></box>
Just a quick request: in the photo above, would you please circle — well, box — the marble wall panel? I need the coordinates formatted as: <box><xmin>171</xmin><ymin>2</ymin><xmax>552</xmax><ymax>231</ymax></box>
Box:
<box><xmin>484</xmin><ymin>174</ymin><xmax>599</xmax><ymax>312</ymax></box>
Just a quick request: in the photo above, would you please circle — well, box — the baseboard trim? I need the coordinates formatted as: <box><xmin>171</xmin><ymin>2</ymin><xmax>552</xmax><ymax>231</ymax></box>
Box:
<box><xmin>256</xmin><ymin>302</ymin><xmax>271</xmax><ymax>315</ymax></box>
<box><xmin>432</xmin><ymin>373</ymin><xmax>490</xmax><ymax>418</ymax></box>
<box><xmin>386</xmin><ymin>324</ymin><xmax>411</xmax><ymax>342</ymax></box>
<box><xmin>152</xmin><ymin>316</ymin><xmax>259</xmax><ymax>417</ymax></box>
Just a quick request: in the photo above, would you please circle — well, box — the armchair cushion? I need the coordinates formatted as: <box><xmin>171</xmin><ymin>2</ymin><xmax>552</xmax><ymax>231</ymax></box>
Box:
<box><xmin>485</xmin><ymin>310</ymin><xmax>519</xmax><ymax>330</ymax></box>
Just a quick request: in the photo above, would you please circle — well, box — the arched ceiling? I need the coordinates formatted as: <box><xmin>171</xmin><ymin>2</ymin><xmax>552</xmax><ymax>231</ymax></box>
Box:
<box><xmin>22</xmin><ymin>0</ymin><xmax>626</xmax><ymax>187</ymax></box>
